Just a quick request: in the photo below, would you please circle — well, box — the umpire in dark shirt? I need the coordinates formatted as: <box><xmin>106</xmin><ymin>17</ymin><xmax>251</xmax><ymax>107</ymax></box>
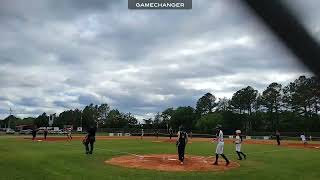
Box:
<box><xmin>32</xmin><ymin>127</ymin><xmax>38</xmax><ymax>141</ymax></box>
<box><xmin>275</xmin><ymin>130</ymin><xmax>281</xmax><ymax>146</ymax></box>
<box><xmin>84</xmin><ymin>126</ymin><xmax>96</xmax><ymax>154</ymax></box>
<box><xmin>176</xmin><ymin>126</ymin><xmax>188</xmax><ymax>165</ymax></box>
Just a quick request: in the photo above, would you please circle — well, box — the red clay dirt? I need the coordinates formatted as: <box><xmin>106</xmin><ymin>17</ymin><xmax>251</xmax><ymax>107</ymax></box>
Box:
<box><xmin>286</xmin><ymin>143</ymin><xmax>320</xmax><ymax>149</ymax></box>
<box><xmin>105</xmin><ymin>154</ymin><xmax>240</xmax><ymax>172</ymax></box>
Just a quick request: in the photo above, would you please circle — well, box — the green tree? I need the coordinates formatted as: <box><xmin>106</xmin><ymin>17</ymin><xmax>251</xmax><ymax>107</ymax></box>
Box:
<box><xmin>195</xmin><ymin>113</ymin><xmax>223</xmax><ymax>133</ymax></box>
<box><xmin>153</xmin><ymin>112</ymin><xmax>162</xmax><ymax>129</ymax></box>
<box><xmin>196</xmin><ymin>93</ymin><xmax>217</xmax><ymax>116</ymax></box>
<box><xmin>283</xmin><ymin>76</ymin><xmax>314</xmax><ymax>116</ymax></box>
<box><xmin>97</xmin><ymin>103</ymin><xmax>110</xmax><ymax>126</ymax></box>
<box><xmin>82</xmin><ymin>104</ymin><xmax>98</xmax><ymax>128</ymax></box>
<box><xmin>17</xmin><ymin>117</ymin><xmax>35</xmax><ymax>126</ymax></box>
<box><xmin>34</xmin><ymin>113</ymin><xmax>49</xmax><ymax>127</ymax></box>
<box><xmin>122</xmin><ymin>112</ymin><xmax>138</xmax><ymax>128</ymax></box>
<box><xmin>170</xmin><ymin>106</ymin><xmax>197</xmax><ymax>130</ymax></box>
<box><xmin>143</xmin><ymin>118</ymin><xmax>153</xmax><ymax>129</ymax></box>
<box><xmin>161</xmin><ymin>107</ymin><xmax>174</xmax><ymax>129</ymax></box>
<box><xmin>216</xmin><ymin>97</ymin><xmax>230</xmax><ymax>112</ymax></box>
<box><xmin>3</xmin><ymin>115</ymin><xmax>21</xmax><ymax>129</ymax></box>
<box><xmin>230</xmin><ymin>86</ymin><xmax>258</xmax><ymax>131</ymax></box>
<box><xmin>261</xmin><ymin>82</ymin><xmax>282</xmax><ymax>130</ymax></box>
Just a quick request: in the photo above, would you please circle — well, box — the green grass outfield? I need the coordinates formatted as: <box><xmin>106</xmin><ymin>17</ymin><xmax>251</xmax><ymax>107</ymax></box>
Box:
<box><xmin>0</xmin><ymin>136</ymin><xmax>319</xmax><ymax>180</ymax></box>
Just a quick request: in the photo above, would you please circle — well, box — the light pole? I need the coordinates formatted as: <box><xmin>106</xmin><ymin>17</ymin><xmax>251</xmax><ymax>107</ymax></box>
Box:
<box><xmin>80</xmin><ymin>111</ymin><xmax>82</xmax><ymax>128</ymax></box>
<box><xmin>8</xmin><ymin>108</ymin><xmax>12</xmax><ymax>130</ymax></box>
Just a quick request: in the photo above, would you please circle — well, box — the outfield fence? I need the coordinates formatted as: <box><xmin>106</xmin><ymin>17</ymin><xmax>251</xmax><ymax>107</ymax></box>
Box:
<box><xmin>1</xmin><ymin>127</ymin><xmax>320</xmax><ymax>141</ymax></box>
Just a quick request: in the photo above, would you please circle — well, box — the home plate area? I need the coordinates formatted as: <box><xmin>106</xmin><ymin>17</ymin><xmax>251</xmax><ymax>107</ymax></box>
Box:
<box><xmin>105</xmin><ymin>154</ymin><xmax>240</xmax><ymax>172</ymax></box>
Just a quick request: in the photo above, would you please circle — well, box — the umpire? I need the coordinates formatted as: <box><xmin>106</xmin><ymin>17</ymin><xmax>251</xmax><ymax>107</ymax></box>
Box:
<box><xmin>31</xmin><ymin>126</ymin><xmax>38</xmax><ymax>141</ymax></box>
<box><xmin>83</xmin><ymin>126</ymin><xmax>96</xmax><ymax>154</ymax></box>
<box><xmin>176</xmin><ymin>126</ymin><xmax>188</xmax><ymax>165</ymax></box>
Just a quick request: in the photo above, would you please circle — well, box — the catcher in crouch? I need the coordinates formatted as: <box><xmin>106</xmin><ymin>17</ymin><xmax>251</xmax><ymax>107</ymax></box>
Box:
<box><xmin>176</xmin><ymin>126</ymin><xmax>188</xmax><ymax>165</ymax></box>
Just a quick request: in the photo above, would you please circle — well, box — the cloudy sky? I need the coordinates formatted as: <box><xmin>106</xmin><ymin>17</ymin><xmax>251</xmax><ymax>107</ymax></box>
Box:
<box><xmin>0</xmin><ymin>0</ymin><xmax>317</xmax><ymax>120</ymax></box>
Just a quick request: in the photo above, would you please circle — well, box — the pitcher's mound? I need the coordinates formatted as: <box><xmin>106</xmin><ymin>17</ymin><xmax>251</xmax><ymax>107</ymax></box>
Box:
<box><xmin>105</xmin><ymin>154</ymin><xmax>240</xmax><ymax>172</ymax></box>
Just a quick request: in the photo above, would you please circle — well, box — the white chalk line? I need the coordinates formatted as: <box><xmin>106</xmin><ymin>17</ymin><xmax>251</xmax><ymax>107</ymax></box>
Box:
<box><xmin>62</xmin><ymin>141</ymin><xmax>303</xmax><ymax>162</ymax></box>
<box><xmin>95</xmin><ymin>147</ymin><xmax>142</xmax><ymax>157</ymax></box>
<box><xmin>97</xmin><ymin>147</ymin><xmax>301</xmax><ymax>164</ymax></box>
<box><xmin>60</xmin><ymin>142</ymin><xmax>143</xmax><ymax>158</ymax></box>
<box><xmin>98</xmin><ymin>147</ymin><xmax>300</xmax><ymax>162</ymax></box>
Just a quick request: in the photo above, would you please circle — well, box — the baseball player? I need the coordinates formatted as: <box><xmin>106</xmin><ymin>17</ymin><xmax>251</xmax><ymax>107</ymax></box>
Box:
<box><xmin>212</xmin><ymin>124</ymin><xmax>230</xmax><ymax>166</ymax></box>
<box><xmin>275</xmin><ymin>130</ymin><xmax>281</xmax><ymax>146</ymax></box>
<box><xmin>234</xmin><ymin>130</ymin><xmax>246</xmax><ymax>160</ymax></box>
<box><xmin>83</xmin><ymin>126</ymin><xmax>96</xmax><ymax>154</ymax></box>
<box><xmin>300</xmin><ymin>133</ymin><xmax>307</xmax><ymax>145</ymax></box>
<box><xmin>67</xmin><ymin>128</ymin><xmax>72</xmax><ymax>140</ymax></box>
<box><xmin>44</xmin><ymin>128</ymin><xmax>48</xmax><ymax>140</ymax></box>
<box><xmin>155</xmin><ymin>129</ymin><xmax>159</xmax><ymax>140</ymax></box>
<box><xmin>31</xmin><ymin>127</ymin><xmax>38</xmax><ymax>141</ymax></box>
<box><xmin>169</xmin><ymin>127</ymin><xmax>173</xmax><ymax>140</ymax></box>
<box><xmin>141</xmin><ymin>129</ymin><xmax>144</xmax><ymax>140</ymax></box>
<box><xmin>176</xmin><ymin>126</ymin><xmax>188</xmax><ymax>165</ymax></box>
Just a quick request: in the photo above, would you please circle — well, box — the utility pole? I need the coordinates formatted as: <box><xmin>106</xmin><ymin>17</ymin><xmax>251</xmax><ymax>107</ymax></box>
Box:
<box><xmin>8</xmin><ymin>108</ymin><xmax>12</xmax><ymax>130</ymax></box>
<box><xmin>81</xmin><ymin>113</ymin><xmax>83</xmax><ymax>127</ymax></box>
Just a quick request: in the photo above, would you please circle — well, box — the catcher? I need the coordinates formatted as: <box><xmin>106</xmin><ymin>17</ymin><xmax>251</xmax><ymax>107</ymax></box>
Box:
<box><xmin>176</xmin><ymin>126</ymin><xmax>188</xmax><ymax>165</ymax></box>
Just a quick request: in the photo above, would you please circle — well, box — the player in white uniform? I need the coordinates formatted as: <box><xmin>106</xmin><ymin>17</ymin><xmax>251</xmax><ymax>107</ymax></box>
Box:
<box><xmin>213</xmin><ymin>124</ymin><xmax>230</xmax><ymax>166</ymax></box>
<box><xmin>141</xmin><ymin>129</ymin><xmax>144</xmax><ymax>140</ymax></box>
<box><xmin>67</xmin><ymin>128</ymin><xmax>72</xmax><ymax>140</ymax></box>
<box><xmin>300</xmin><ymin>133</ymin><xmax>307</xmax><ymax>145</ymax></box>
<box><xmin>234</xmin><ymin>130</ymin><xmax>246</xmax><ymax>160</ymax></box>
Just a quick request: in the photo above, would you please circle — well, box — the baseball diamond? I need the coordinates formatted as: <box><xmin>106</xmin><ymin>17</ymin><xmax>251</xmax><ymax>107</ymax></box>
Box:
<box><xmin>0</xmin><ymin>135</ymin><xmax>319</xmax><ymax>180</ymax></box>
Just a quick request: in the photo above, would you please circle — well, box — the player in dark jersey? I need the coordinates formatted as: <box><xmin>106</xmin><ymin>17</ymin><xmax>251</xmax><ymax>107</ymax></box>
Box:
<box><xmin>176</xmin><ymin>126</ymin><xmax>188</xmax><ymax>165</ymax></box>
<box><xmin>44</xmin><ymin>128</ymin><xmax>48</xmax><ymax>140</ymax></box>
<box><xmin>155</xmin><ymin>129</ymin><xmax>159</xmax><ymax>140</ymax></box>
<box><xmin>169</xmin><ymin>127</ymin><xmax>173</xmax><ymax>140</ymax></box>
<box><xmin>275</xmin><ymin>130</ymin><xmax>281</xmax><ymax>146</ymax></box>
<box><xmin>31</xmin><ymin>127</ymin><xmax>38</xmax><ymax>141</ymax></box>
<box><xmin>83</xmin><ymin>126</ymin><xmax>96</xmax><ymax>154</ymax></box>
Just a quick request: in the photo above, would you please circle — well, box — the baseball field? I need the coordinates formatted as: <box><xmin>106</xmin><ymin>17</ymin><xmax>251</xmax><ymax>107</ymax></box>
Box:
<box><xmin>0</xmin><ymin>136</ymin><xmax>319</xmax><ymax>180</ymax></box>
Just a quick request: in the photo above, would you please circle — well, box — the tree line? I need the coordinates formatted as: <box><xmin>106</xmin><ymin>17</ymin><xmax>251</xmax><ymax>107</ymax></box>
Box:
<box><xmin>144</xmin><ymin>75</ymin><xmax>320</xmax><ymax>133</ymax></box>
<box><xmin>0</xmin><ymin>103</ymin><xmax>138</xmax><ymax>130</ymax></box>
<box><xmin>1</xmin><ymin>75</ymin><xmax>319</xmax><ymax>133</ymax></box>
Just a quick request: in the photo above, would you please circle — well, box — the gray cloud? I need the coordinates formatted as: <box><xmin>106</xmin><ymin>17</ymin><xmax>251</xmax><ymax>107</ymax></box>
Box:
<box><xmin>0</xmin><ymin>0</ymin><xmax>315</xmax><ymax>119</ymax></box>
